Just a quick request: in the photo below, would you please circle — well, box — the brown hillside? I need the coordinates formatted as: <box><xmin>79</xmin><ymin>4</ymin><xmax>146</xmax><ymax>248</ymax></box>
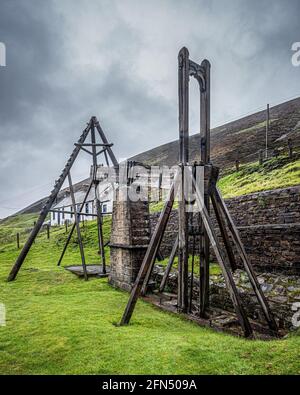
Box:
<box><xmin>130</xmin><ymin>97</ymin><xmax>300</xmax><ymax>170</ymax></box>
<box><xmin>15</xmin><ymin>97</ymin><xmax>300</xmax><ymax>216</ymax></box>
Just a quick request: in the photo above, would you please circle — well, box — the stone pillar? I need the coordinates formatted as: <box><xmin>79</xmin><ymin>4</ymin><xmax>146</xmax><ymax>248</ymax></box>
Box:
<box><xmin>109</xmin><ymin>188</ymin><xmax>150</xmax><ymax>291</ymax></box>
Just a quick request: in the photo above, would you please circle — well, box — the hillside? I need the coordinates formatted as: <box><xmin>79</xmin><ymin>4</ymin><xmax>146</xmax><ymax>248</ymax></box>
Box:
<box><xmin>8</xmin><ymin>97</ymin><xmax>300</xmax><ymax>218</ymax></box>
<box><xmin>131</xmin><ymin>97</ymin><xmax>300</xmax><ymax>169</ymax></box>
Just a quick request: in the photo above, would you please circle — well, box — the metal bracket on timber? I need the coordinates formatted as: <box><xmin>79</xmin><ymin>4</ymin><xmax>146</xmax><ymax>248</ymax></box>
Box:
<box><xmin>119</xmin><ymin>47</ymin><xmax>278</xmax><ymax>338</ymax></box>
<box><xmin>7</xmin><ymin>116</ymin><xmax>118</xmax><ymax>282</ymax></box>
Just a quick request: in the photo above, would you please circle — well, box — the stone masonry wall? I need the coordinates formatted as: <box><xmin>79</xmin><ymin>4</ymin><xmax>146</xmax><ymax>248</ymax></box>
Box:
<box><xmin>150</xmin><ymin>186</ymin><xmax>300</xmax><ymax>273</ymax></box>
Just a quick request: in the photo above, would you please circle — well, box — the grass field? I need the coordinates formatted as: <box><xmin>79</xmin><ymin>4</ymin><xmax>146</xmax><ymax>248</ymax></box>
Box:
<box><xmin>0</xmin><ymin>216</ymin><xmax>300</xmax><ymax>375</ymax></box>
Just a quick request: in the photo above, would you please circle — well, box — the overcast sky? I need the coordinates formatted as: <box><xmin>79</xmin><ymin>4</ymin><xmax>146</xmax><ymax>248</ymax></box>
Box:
<box><xmin>0</xmin><ymin>0</ymin><xmax>299</xmax><ymax>218</ymax></box>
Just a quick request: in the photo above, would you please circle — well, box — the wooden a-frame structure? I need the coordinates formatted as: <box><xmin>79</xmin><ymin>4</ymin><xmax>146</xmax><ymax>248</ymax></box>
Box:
<box><xmin>7</xmin><ymin>116</ymin><xmax>118</xmax><ymax>282</ymax></box>
<box><xmin>120</xmin><ymin>47</ymin><xmax>278</xmax><ymax>337</ymax></box>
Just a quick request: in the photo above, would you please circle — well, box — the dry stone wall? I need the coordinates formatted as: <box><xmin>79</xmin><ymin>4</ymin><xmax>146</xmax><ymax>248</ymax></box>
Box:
<box><xmin>150</xmin><ymin>186</ymin><xmax>300</xmax><ymax>273</ymax></box>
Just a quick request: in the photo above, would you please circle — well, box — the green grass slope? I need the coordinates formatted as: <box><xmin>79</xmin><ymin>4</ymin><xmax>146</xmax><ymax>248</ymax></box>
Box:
<box><xmin>219</xmin><ymin>155</ymin><xmax>300</xmax><ymax>198</ymax></box>
<box><xmin>0</xmin><ymin>217</ymin><xmax>300</xmax><ymax>374</ymax></box>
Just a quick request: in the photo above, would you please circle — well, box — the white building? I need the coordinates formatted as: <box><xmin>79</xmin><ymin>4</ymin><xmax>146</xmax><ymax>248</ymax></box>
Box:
<box><xmin>50</xmin><ymin>182</ymin><xmax>114</xmax><ymax>226</ymax></box>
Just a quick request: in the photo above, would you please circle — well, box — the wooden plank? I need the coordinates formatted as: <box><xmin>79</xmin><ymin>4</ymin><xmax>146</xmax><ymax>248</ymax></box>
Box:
<box><xmin>199</xmin><ymin>60</ymin><xmax>211</xmax><ymax>317</ymax></box>
<box><xmin>120</xmin><ymin>174</ymin><xmax>179</xmax><ymax>325</ymax></box>
<box><xmin>91</xmin><ymin>119</ymin><xmax>106</xmax><ymax>273</ymax></box>
<box><xmin>68</xmin><ymin>172</ymin><xmax>88</xmax><ymax>281</ymax></box>
<box><xmin>191</xmin><ymin>169</ymin><xmax>253</xmax><ymax>337</ymax></box>
<box><xmin>189</xmin><ymin>233</ymin><xmax>196</xmax><ymax>312</ymax></box>
<box><xmin>212</xmin><ymin>186</ymin><xmax>278</xmax><ymax>333</ymax></box>
<box><xmin>57</xmin><ymin>178</ymin><xmax>94</xmax><ymax>266</ymax></box>
<box><xmin>7</xmin><ymin>120</ymin><xmax>92</xmax><ymax>281</ymax></box>
<box><xmin>210</xmin><ymin>192</ymin><xmax>238</xmax><ymax>272</ymax></box>
<box><xmin>178</xmin><ymin>47</ymin><xmax>190</xmax><ymax>313</ymax></box>
<box><xmin>159</xmin><ymin>236</ymin><xmax>178</xmax><ymax>293</ymax></box>
<box><xmin>93</xmin><ymin>117</ymin><xmax>119</xmax><ymax>168</ymax></box>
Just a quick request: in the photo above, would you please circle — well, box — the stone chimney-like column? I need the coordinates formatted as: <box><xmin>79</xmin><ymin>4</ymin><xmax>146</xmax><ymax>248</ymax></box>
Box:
<box><xmin>109</xmin><ymin>187</ymin><xmax>150</xmax><ymax>291</ymax></box>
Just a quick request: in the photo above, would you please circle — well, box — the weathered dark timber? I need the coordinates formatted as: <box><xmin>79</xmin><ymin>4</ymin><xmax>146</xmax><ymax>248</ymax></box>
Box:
<box><xmin>212</xmin><ymin>186</ymin><xmax>278</xmax><ymax>333</ymax></box>
<box><xmin>139</xmin><ymin>175</ymin><xmax>178</xmax><ymax>296</ymax></box>
<box><xmin>189</xmin><ymin>234</ymin><xmax>196</xmax><ymax>312</ymax></box>
<box><xmin>7</xmin><ymin>120</ymin><xmax>92</xmax><ymax>281</ymax></box>
<box><xmin>211</xmin><ymin>195</ymin><xmax>238</xmax><ymax>272</ymax></box>
<box><xmin>190</xmin><ymin>169</ymin><xmax>253</xmax><ymax>337</ymax></box>
<box><xmin>118</xmin><ymin>47</ymin><xmax>277</xmax><ymax>338</ymax></box>
<box><xmin>120</xmin><ymin>174</ymin><xmax>179</xmax><ymax>325</ymax></box>
<box><xmin>68</xmin><ymin>172</ymin><xmax>88</xmax><ymax>281</ymax></box>
<box><xmin>159</xmin><ymin>236</ymin><xmax>178</xmax><ymax>293</ymax></box>
<box><xmin>266</xmin><ymin>103</ymin><xmax>269</xmax><ymax>158</ymax></box>
<box><xmin>198</xmin><ymin>59</ymin><xmax>211</xmax><ymax>317</ymax></box>
<box><xmin>91</xmin><ymin>119</ymin><xmax>106</xmax><ymax>273</ymax></box>
<box><xmin>178</xmin><ymin>47</ymin><xmax>190</xmax><ymax>313</ymax></box>
<box><xmin>94</xmin><ymin>117</ymin><xmax>119</xmax><ymax>168</ymax></box>
<box><xmin>57</xmin><ymin>179</ymin><xmax>94</xmax><ymax>266</ymax></box>
<box><xmin>210</xmin><ymin>169</ymin><xmax>237</xmax><ymax>272</ymax></box>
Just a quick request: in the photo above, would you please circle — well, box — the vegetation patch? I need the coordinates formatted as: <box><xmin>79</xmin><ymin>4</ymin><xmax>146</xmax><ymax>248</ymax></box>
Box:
<box><xmin>0</xmin><ymin>215</ymin><xmax>300</xmax><ymax>374</ymax></box>
<box><xmin>218</xmin><ymin>155</ymin><xmax>300</xmax><ymax>198</ymax></box>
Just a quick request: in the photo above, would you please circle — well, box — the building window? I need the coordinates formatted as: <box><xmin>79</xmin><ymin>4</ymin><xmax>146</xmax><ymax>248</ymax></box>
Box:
<box><xmin>62</xmin><ymin>207</ymin><xmax>65</xmax><ymax>220</ymax></box>
<box><xmin>70</xmin><ymin>206</ymin><xmax>73</xmax><ymax>218</ymax></box>
<box><xmin>85</xmin><ymin>202</ymin><xmax>89</xmax><ymax>214</ymax></box>
<box><xmin>102</xmin><ymin>204</ymin><xmax>107</xmax><ymax>213</ymax></box>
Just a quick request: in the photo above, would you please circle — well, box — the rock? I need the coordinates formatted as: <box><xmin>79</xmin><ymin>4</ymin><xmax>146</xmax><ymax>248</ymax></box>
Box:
<box><xmin>261</xmin><ymin>283</ymin><xmax>273</xmax><ymax>293</ymax></box>
<box><xmin>271</xmin><ymin>296</ymin><xmax>288</xmax><ymax>304</ymax></box>
<box><xmin>257</xmin><ymin>276</ymin><xmax>265</xmax><ymax>284</ymax></box>
<box><xmin>274</xmin><ymin>285</ymin><xmax>286</xmax><ymax>294</ymax></box>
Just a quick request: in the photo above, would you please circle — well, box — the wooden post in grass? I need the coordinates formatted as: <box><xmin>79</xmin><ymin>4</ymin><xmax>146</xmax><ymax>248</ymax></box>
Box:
<box><xmin>265</xmin><ymin>104</ymin><xmax>269</xmax><ymax>159</ymax></box>
<box><xmin>47</xmin><ymin>224</ymin><xmax>50</xmax><ymax>239</ymax></box>
<box><xmin>259</xmin><ymin>150</ymin><xmax>263</xmax><ymax>165</ymax></box>
<box><xmin>235</xmin><ymin>159</ymin><xmax>240</xmax><ymax>172</ymax></box>
<box><xmin>17</xmin><ymin>233</ymin><xmax>20</xmax><ymax>249</ymax></box>
<box><xmin>33</xmin><ymin>222</ymin><xmax>36</xmax><ymax>243</ymax></box>
<box><xmin>288</xmin><ymin>138</ymin><xmax>293</xmax><ymax>159</ymax></box>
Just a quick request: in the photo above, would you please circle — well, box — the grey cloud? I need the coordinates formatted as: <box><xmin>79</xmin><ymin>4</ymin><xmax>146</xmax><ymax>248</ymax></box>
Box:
<box><xmin>0</xmin><ymin>0</ymin><xmax>299</xmax><ymax>217</ymax></box>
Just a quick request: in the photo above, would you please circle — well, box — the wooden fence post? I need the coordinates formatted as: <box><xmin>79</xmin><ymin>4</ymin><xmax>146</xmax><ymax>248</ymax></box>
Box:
<box><xmin>47</xmin><ymin>224</ymin><xmax>50</xmax><ymax>239</ymax></box>
<box><xmin>33</xmin><ymin>222</ymin><xmax>36</xmax><ymax>243</ymax></box>
<box><xmin>235</xmin><ymin>159</ymin><xmax>240</xmax><ymax>172</ymax></box>
<box><xmin>259</xmin><ymin>150</ymin><xmax>263</xmax><ymax>165</ymax></box>
<box><xmin>288</xmin><ymin>138</ymin><xmax>293</xmax><ymax>159</ymax></box>
<box><xmin>17</xmin><ymin>233</ymin><xmax>20</xmax><ymax>249</ymax></box>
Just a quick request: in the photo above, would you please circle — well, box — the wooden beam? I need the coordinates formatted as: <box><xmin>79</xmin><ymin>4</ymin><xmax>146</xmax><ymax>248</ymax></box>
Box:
<box><xmin>91</xmin><ymin>119</ymin><xmax>106</xmax><ymax>273</ymax></box>
<box><xmin>199</xmin><ymin>60</ymin><xmax>211</xmax><ymax>317</ymax></box>
<box><xmin>7</xmin><ymin>120</ymin><xmax>92</xmax><ymax>281</ymax></box>
<box><xmin>191</xmin><ymin>169</ymin><xmax>253</xmax><ymax>337</ymax></box>
<box><xmin>68</xmin><ymin>172</ymin><xmax>88</xmax><ymax>281</ymax></box>
<box><xmin>120</xmin><ymin>173</ymin><xmax>179</xmax><ymax>325</ymax></box>
<box><xmin>178</xmin><ymin>47</ymin><xmax>190</xmax><ymax>313</ymax></box>
<box><xmin>159</xmin><ymin>236</ymin><xmax>178</xmax><ymax>293</ymax></box>
<box><xmin>212</xmin><ymin>186</ymin><xmax>278</xmax><ymax>333</ymax></box>
<box><xmin>93</xmin><ymin>117</ymin><xmax>119</xmax><ymax>168</ymax></box>
<box><xmin>57</xmin><ymin>179</ymin><xmax>94</xmax><ymax>266</ymax></box>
